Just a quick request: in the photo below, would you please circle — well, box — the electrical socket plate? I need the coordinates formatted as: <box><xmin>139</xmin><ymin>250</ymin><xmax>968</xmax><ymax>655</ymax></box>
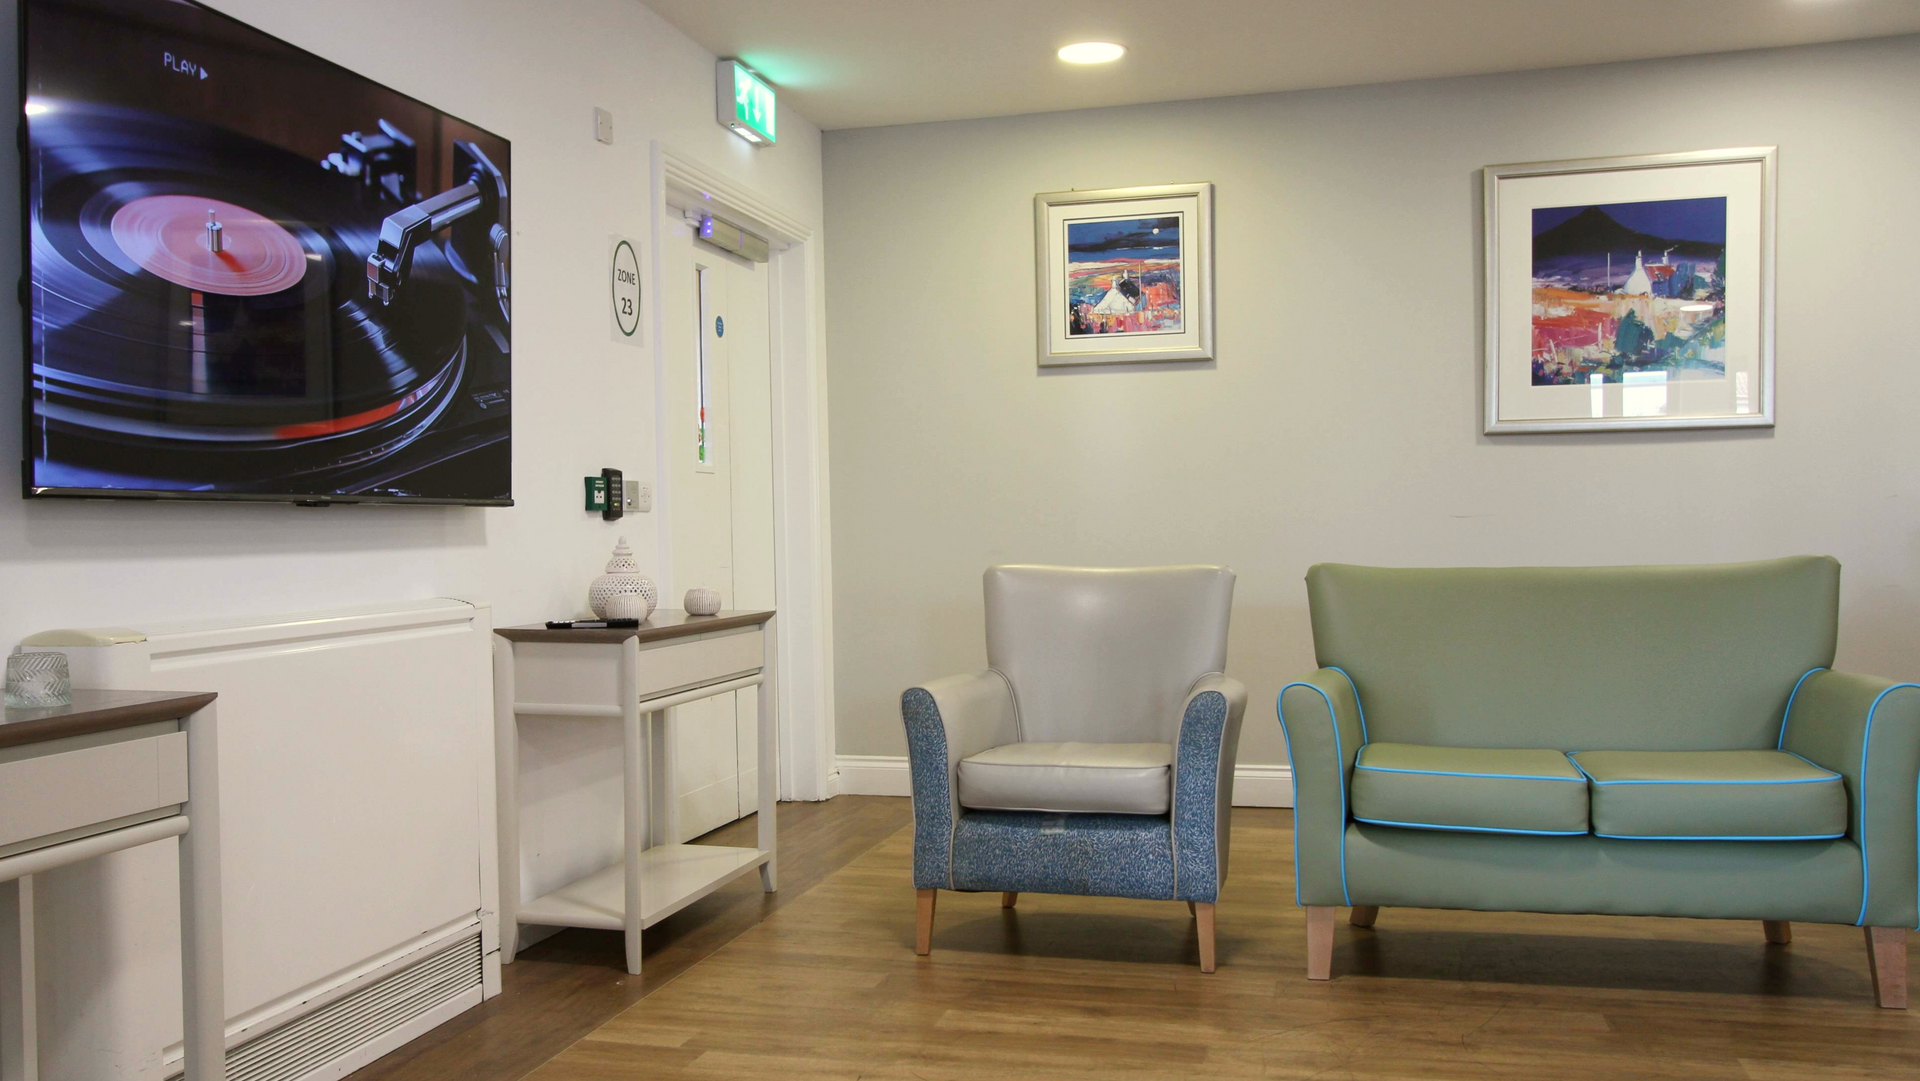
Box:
<box><xmin>626</xmin><ymin>481</ymin><xmax>652</xmax><ymax>513</ymax></box>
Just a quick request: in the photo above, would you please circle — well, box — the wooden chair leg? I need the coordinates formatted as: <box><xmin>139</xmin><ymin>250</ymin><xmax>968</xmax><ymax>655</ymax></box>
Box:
<box><xmin>1195</xmin><ymin>902</ymin><xmax>1216</xmax><ymax>973</ymax></box>
<box><xmin>1763</xmin><ymin>920</ymin><xmax>1791</xmax><ymax>945</ymax></box>
<box><xmin>1001</xmin><ymin>892</ymin><xmax>1017</xmax><ymax>909</ymax></box>
<box><xmin>1350</xmin><ymin>905</ymin><xmax>1379</xmax><ymax>929</ymax></box>
<box><xmin>1306</xmin><ymin>905</ymin><xmax>1335</xmax><ymax>980</ymax></box>
<box><xmin>1864</xmin><ymin>926</ymin><xmax>1907</xmax><ymax>1009</ymax></box>
<box><xmin>915</xmin><ymin>889</ymin><xmax>937</xmax><ymax>956</ymax></box>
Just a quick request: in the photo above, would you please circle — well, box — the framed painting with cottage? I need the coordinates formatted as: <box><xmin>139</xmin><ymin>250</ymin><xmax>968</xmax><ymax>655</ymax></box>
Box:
<box><xmin>1483</xmin><ymin>148</ymin><xmax>1776</xmax><ymax>433</ymax></box>
<box><xmin>1034</xmin><ymin>183</ymin><xmax>1214</xmax><ymax>366</ymax></box>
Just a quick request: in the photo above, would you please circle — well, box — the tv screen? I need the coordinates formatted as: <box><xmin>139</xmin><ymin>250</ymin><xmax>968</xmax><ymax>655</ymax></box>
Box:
<box><xmin>21</xmin><ymin>0</ymin><xmax>511</xmax><ymax>505</ymax></box>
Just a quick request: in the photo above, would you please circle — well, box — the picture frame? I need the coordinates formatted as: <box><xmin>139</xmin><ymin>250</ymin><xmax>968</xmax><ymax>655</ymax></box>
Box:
<box><xmin>1034</xmin><ymin>183</ymin><xmax>1214</xmax><ymax>366</ymax></box>
<box><xmin>1483</xmin><ymin>148</ymin><xmax>1776</xmax><ymax>434</ymax></box>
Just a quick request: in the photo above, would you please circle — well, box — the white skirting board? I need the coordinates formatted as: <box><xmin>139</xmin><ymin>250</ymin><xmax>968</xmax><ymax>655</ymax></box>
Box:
<box><xmin>830</xmin><ymin>755</ymin><xmax>1294</xmax><ymax>807</ymax></box>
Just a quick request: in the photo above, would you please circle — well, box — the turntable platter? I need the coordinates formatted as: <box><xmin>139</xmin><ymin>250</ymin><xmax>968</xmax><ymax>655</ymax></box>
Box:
<box><xmin>109</xmin><ymin>194</ymin><xmax>307</xmax><ymax>296</ymax></box>
<box><xmin>26</xmin><ymin>98</ymin><xmax>507</xmax><ymax>496</ymax></box>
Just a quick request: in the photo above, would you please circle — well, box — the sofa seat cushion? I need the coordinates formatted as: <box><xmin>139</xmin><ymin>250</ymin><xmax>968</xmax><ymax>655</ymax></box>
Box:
<box><xmin>1571</xmin><ymin>749</ymin><xmax>1848</xmax><ymax>840</ymax></box>
<box><xmin>1350</xmin><ymin>743</ymin><xmax>1588</xmax><ymax>835</ymax></box>
<box><xmin>957</xmin><ymin>742</ymin><xmax>1172</xmax><ymax>815</ymax></box>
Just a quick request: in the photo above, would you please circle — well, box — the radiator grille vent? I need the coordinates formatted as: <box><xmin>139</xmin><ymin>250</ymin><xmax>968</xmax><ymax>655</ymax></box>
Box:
<box><xmin>173</xmin><ymin>932</ymin><xmax>483</xmax><ymax>1081</ymax></box>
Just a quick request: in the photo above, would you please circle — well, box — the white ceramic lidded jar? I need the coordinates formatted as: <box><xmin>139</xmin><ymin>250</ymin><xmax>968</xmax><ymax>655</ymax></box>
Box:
<box><xmin>589</xmin><ymin>537</ymin><xmax>658</xmax><ymax>619</ymax></box>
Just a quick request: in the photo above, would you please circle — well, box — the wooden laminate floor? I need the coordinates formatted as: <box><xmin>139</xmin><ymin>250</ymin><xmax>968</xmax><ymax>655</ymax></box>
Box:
<box><xmin>360</xmin><ymin>799</ymin><xmax>1920</xmax><ymax>1080</ymax></box>
<box><xmin>534</xmin><ymin>807</ymin><xmax>1917</xmax><ymax>1081</ymax></box>
<box><xmin>348</xmin><ymin>795</ymin><xmax>913</xmax><ymax>1081</ymax></box>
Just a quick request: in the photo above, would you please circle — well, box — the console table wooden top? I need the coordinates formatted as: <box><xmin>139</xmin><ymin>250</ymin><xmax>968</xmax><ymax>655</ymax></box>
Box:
<box><xmin>495</xmin><ymin>609</ymin><xmax>774</xmax><ymax>645</ymax></box>
<box><xmin>0</xmin><ymin>689</ymin><xmax>218</xmax><ymax>750</ymax></box>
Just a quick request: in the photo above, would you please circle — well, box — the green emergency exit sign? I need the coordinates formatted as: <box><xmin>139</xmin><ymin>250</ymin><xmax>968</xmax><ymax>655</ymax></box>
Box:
<box><xmin>717</xmin><ymin>60</ymin><xmax>776</xmax><ymax>146</ymax></box>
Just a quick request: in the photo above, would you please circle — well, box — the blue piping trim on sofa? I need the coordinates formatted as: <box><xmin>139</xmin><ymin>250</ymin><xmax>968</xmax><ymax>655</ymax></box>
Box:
<box><xmin>1855</xmin><ymin>682</ymin><xmax>1920</xmax><ymax>927</ymax></box>
<box><xmin>1353</xmin><ymin>763</ymin><xmax>1583</xmax><ymax>783</ymax></box>
<box><xmin>1276</xmin><ymin>680</ymin><xmax>1351</xmax><ymax>907</ymax></box>
<box><xmin>1564</xmin><ymin>750</ymin><xmax>1842</xmax><ymax>784</ymax></box>
<box><xmin>1327</xmin><ymin>665</ymin><xmax>1368</xmax><ymax>744</ymax></box>
<box><xmin>1596</xmin><ymin>832</ymin><xmax>1846</xmax><ymax>842</ymax></box>
<box><xmin>1354</xmin><ymin>816</ymin><xmax>1587</xmax><ymax>837</ymax></box>
<box><xmin>1583</xmin><ymin>776</ymin><xmax>1841</xmax><ymax>786</ymax></box>
<box><xmin>1777</xmin><ymin>666</ymin><xmax>1827</xmax><ymax>749</ymax></box>
<box><xmin>1782</xmin><ymin>749</ymin><xmax>1838</xmax><ymax>773</ymax></box>
<box><xmin>1272</xmin><ymin>691</ymin><xmax>1303</xmax><ymax>907</ymax></box>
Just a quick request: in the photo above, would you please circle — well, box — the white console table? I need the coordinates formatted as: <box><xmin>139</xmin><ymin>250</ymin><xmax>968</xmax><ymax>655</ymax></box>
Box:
<box><xmin>492</xmin><ymin>611</ymin><xmax>776</xmax><ymax>975</ymax></box>
<box><xmin>0</xmin><ymin>689</ymin><xmax>225</xmax><ymax>1081</ymax></box>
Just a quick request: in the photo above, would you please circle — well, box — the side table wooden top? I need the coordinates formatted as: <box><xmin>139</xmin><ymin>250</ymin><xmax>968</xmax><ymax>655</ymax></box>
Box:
<box><xmin>0</xmin><ymin>688</ymin><xmax>217</xmax><ymax>750</ymax></box>
<box><xmin>496</xmin><ymin>609</ymin><xmax>774</xmax><ymax>645</ymax></box>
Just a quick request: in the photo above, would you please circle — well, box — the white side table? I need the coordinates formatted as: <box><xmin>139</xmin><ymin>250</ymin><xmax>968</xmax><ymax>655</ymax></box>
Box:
<box><xmin>0</xmin><ymin>689</ymin><xmax>225</xmax><ymax>1081</ymax></box>
<box><xmin>493</xmin><ymin>610</ymin><xmax>776</xmax><ymax>975</ymax></box>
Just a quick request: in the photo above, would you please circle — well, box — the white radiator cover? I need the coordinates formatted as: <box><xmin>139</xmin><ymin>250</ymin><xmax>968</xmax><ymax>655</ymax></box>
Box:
<box><xmin>21</xmin><ymin>599</ymin><xmax>500</xmax><ymax>1080</ymax></box>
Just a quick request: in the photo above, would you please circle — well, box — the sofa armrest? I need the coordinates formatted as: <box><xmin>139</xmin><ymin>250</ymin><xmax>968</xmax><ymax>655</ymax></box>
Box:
<box><xmin>900</xmin><ymin>670</ymin><xmax>1020</xmax><ymax>889</ymax></box>
<box><xmin>1172</xmin><ymin>674</ymin><xmax>1248</xmax><ymax>902</ymax></box>
<box><xmin>1277</xmin><ymin>668</ymin><xmax>1367</xmax><ymax>907</ymax></box>
<box><xmin>1780</xmin><ymin>670</ymin><xmax>1920</xmax><ymax>929</ymax></box>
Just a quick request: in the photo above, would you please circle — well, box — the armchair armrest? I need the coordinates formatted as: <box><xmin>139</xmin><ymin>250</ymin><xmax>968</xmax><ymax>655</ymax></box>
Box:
<box><xmin>1781</xmin><ymin>670</ymin><xmax>1920</xmax><ymax>929</ymax></box>
<box><xmin>900</xmin><ymin>670</ymin><xmax>1019</xmax><ymax>889</ymax></box>
<box><xmin>1172</xmin><ymin>674</ymin><xmax>1248</xmax><ymax>902</ymax></box>
<box><xmin>1277</xmin><ymin>668</ymin><xmax>1367</xmax><ymax>907</ymax></box>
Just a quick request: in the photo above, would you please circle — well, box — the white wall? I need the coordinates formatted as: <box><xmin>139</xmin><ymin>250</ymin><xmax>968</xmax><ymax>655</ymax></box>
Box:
<box><xmin>0</xmin><ymin>0</ymin><xmax>825</xmax><ymax>876</ymax></box>
<box><xmin>822</xmin><ymin>35</ymin><xmax>1920</xmax><ymax>767</ymax></box>
<box><xmin>1</xmin><ymin>0</ymin><xmax>824</xmax><ymax>1073</ymax></box>
<box><xmin>0</xmin><ymin>0</ymin><xmax>822</xmax><ymax>647</ymax></box>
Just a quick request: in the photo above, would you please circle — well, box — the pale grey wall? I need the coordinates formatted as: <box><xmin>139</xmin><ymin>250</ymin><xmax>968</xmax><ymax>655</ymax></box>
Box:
<box><xmin>823</xmin><ymin>35</ymin><xmax>1920</xmax><ymax>765</ymax></box>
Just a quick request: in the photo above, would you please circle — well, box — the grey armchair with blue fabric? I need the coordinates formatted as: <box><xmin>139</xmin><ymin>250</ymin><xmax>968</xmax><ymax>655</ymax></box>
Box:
<box><xmin>900</xmin><ymin>565</ymin><xmax>1247</xmax><ymax>970</ymax></box>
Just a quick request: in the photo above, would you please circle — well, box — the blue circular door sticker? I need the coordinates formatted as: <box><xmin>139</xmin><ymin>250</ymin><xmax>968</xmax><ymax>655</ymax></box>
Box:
<box><xmin>715</xmin><ymin>316</ymin><xmax>725</xmax><ymax>338</ymax></box>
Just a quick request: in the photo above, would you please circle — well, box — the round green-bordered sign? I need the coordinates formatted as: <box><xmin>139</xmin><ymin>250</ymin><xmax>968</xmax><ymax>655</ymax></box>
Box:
<box><xmin>611</xmin><ymin>239</ymin><xmax>641</xmax><ymax>337</ymax></box>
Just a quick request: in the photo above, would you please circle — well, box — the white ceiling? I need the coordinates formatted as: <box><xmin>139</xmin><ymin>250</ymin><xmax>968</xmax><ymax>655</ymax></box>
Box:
<box><xmin>643</xmin><ymin>0</ymin><xmax>1920</xmax><ymax>130</ymax></box>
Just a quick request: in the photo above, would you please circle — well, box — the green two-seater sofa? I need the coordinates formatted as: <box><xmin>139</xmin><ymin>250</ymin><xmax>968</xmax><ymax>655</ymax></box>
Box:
<box><xmin>1278</xmin><ymin>557</ymin><xmax>1917</xmax><ymax>1007</ymax></box>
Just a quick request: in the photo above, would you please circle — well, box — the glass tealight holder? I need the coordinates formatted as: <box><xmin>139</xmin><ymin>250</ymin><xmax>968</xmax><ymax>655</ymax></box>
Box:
<box><xmin>5</xmin><ymin>651</ymin><xmax>72</xmax><ymax>708</ymax></box>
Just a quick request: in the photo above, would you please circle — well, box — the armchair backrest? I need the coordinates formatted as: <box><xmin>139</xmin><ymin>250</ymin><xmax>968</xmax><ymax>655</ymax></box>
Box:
<box><xmin>985</xmin><ymin>565</ymin><xmax>1235</xmax><ymax>745</ymax></box>
<box><xmin>1306</xmin><ymin>556</ymin><xmax>1839</xmax><ymax>751</ymax></box>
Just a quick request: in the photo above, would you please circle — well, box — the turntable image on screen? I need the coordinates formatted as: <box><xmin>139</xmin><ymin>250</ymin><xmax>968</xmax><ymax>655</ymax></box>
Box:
<box><xmin>22</xmin><ymin>0</ymin><xmax>512</xmax><ymax>504</ymax></box>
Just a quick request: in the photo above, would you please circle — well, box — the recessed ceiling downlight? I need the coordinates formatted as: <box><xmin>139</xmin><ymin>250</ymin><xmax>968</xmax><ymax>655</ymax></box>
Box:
<box><xmin>1058</xmin><ymin>42</ymin><xmax>1126</xmax><ymax>64</ymax></box>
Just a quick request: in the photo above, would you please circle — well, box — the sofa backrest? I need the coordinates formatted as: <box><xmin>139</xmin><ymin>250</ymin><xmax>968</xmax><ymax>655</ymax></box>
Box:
<box><xmin>986</xmin><ymin>564</ymin><xmax>1235</xmax><ymax>745</ymax></box>
<box><xmin>1305</xmin><ymin>557</ymin><xmax>1839</xmax><ymax>751</ymax></box>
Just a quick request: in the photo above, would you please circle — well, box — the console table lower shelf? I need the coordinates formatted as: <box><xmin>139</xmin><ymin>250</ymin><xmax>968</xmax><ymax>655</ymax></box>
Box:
<box><xmin>517</xmin><ymin>844</ymin><xmax>770</xmax><ymax>932</ymax></box>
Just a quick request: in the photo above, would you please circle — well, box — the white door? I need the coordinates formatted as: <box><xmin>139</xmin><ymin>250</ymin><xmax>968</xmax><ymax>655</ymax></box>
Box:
<box><xmin>661</xmin><ymin>214</ymin><xmax>776</xmax><ymax>841</ymax></box>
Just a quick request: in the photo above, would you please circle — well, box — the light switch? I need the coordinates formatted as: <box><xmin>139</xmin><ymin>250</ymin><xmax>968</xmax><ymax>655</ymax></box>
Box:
<box><xmin>626</xmin><ymin>481</ymin><xmax>652</xmax><ymax>513</ymax></box>
<box><xmin>593</xmin><ymin>107</ymin><xmax>614</xmax><ymax>145</ymax></box>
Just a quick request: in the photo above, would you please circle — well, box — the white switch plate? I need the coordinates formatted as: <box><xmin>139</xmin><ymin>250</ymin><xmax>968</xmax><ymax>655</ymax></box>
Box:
<box><xmin>625</xmin><ymin>481</ymin><xmax>651</xmax><ymax>513</ymax></box>
<box><xmin>593</xmin><ymin>107</ymin><xmax>614</xmax><ymax>145</ymax></box>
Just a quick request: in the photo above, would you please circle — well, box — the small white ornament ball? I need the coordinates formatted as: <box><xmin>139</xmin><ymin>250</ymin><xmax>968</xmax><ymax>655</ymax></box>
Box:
<box><xmin>684</xmin><ymin>586</ymin><xmax>722</xmax><ymax>616</ymax></box>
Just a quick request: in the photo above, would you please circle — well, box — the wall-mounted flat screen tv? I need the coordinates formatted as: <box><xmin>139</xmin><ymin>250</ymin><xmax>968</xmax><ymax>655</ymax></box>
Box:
<box><xmin>21</xmin><ymin>0</ymin><xmax>511</xmax><ymax>505</ymax></box>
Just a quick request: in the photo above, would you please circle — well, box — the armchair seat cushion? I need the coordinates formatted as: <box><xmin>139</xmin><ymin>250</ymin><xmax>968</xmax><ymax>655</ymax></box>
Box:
<box><xmin>957</xmin><ymin>741</ymin><xmax>1172</xmax><ymax>815</ymax></box>
<box><xmin>1571</xmin><ymin>749</ymin><xmax>1848</xmax><ymax>840</ymax></box>
<box><xmin>1350</xmin><ymin>743</ymin><xmax>1589</xmax><ymax>835</ymax></box>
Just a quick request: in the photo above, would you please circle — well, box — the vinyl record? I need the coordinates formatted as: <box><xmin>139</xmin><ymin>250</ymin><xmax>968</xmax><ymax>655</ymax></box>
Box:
<box><xmin>28</xmin><ymin>102</ymin><xmax>469</xmax><ymax>481</ymax></box>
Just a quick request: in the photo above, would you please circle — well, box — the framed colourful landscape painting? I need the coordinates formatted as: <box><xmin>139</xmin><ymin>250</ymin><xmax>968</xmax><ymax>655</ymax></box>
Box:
<box><xmin>1035</xmin><ymin>183</ymin><xmax>1214</xmax><ymax>366</ymax></box>
<box><xmin>1484</xmin><ymin>148</ymin><xmax>1776</xmax><ymax>433</ymax></box>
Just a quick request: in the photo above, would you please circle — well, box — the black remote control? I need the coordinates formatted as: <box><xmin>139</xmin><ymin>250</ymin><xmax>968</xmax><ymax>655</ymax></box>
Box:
<box><xmin>544</xmin><ymin>618</ymin><xmax>641</xmax><ymax>629</ymax></box>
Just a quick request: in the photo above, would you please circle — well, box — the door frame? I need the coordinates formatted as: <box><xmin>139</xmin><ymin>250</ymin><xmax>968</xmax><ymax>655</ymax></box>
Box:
<box><xmin>650</xmin><ymin>142</ymin><xmax>834</xmax><ymax>802</ymax></box>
